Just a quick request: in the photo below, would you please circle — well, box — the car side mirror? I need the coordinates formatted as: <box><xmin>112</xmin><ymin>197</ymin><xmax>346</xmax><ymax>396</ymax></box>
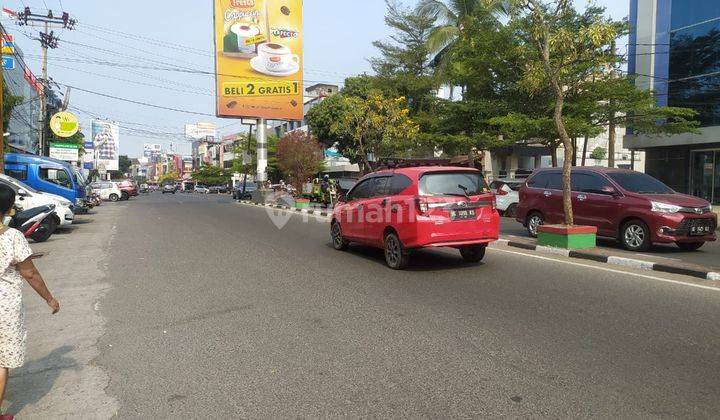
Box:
<box><xmin>601</xmin><ymin>186</ymin><xmax>619</xmax><ymax>196</ymax></box>
<box><xmin>337</xmin><ymin>193</ymin><xmax>347</xmax><ymax>203</ymax></box>
<box><xmin>17</xmin><ymin>188</ymin><xmax>28</xmax><ymax>197</ymax></box>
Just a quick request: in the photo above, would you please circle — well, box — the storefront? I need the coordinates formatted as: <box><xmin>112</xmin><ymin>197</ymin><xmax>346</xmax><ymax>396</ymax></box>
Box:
<box><xmin>690</xmin><ymin>149</ymin><xmax>720</xmax><ymax>205</ymax></box>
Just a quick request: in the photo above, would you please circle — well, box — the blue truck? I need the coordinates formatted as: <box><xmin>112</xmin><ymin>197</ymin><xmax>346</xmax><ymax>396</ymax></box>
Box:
<box><xmin>4</xmin><ymin>153</ymin><xmax>89</xmax><ymax>212</ymax></box>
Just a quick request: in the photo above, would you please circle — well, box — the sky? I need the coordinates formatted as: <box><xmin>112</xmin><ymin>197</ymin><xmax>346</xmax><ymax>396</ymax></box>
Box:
<box><xmin>2</xmin><ymin>0</ymin><xmax>630</xmax><ymax>158</ymax></box>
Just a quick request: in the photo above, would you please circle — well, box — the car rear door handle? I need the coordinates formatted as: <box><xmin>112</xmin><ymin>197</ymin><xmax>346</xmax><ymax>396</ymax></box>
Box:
<box><xmin>543</xmin><ymin>191</ymin><xmax>552</xmax><ymax>197</ymax></box>
<box><xmin>577</xmin><ymin>194</ymin><xmax>587</xmax><ymax>201</ymax></box>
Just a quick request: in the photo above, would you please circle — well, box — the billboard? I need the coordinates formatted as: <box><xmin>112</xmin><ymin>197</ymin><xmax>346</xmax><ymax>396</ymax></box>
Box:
<box><xmin>49</xmin><ymin>142</ymin><xmax>80</xmax><ymax>162</ymax></box>
<box><xmin>213</xmin><ymin>0</ymin><xmax>303</xmax><ymax>121</ymax></box>
<box><xmin>185</xmin><ymin>123</ymin><xmax>218</xmax><ymax>140</ymax></box>
<box><xmin>91</xmin><ymin>120</ymin><xmax>120</xmax><ymax>171</ymax></box>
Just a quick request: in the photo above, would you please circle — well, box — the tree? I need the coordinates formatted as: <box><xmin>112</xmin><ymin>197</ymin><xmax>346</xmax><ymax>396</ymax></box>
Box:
<box><xmin>158</xmin><ymin>172</ymin><xmax>179</xmax><ymax>185</ymax></box>
<box><xmin>371</xmin><ymin>1</ymin><xmax>438</xmax><ymax>115</ymax></box>
<box><xmin>192</xmin><ymin>165</ymin><xmax>230</xmax><ymax>186</ymax></box>
<box><xmin>276</xmin><ymin>131</ymin><xmax>325</xmax><ymax>191</ymax></box>
<box><xmin>109</xmin><ymin>155</ymin><xmax>133</xmax><ymax>180</ymax></box>
<box><xmin>589</xmin><ymin>146</ymin><xmax>607</xmax><ymax>160</ymax></box>
<box><xmin>509</xmin><ymin>0</ymin><xmax>624</xmax><ymax>225</ymax></box>
<box><xmin>327</xmin><ymin>94</ymin><xmax>419</xmax><ymax>172</ymax></box>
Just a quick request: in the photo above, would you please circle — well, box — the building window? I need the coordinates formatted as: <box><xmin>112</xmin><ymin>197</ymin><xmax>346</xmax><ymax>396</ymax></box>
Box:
<box><xmin>671</xmin><ymin>1</ymin><xmax>720</xmax><ymax>31</ymax></box>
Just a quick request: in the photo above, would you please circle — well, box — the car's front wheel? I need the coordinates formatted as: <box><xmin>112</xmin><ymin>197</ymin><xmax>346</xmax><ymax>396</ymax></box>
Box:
<box><xmin>460</xmin><ymin>245</ymin><xmax>487</xmax><ymax>263</ymax></box>
<box><xmin>527</xmin><ymin>212</ymin><xmax>544</xmax><ymax>238</ymax></box>
<box><xmin>109</xmin><ymin>193</ymin><xmax>119</xmax><ymax>202</ymax></box>
<box><xmin>621</xmin><ymin>220</ymin><xmax>651</xmax><ymax>251</ymax></box>
<box><xmin>676</xmin><ymin>242</ymin><xmax>704</xmax><ymax>251</ymax></box>
<box><xmin>384</xmin><ymin>232</ymin><xmax>409</xmax><ymax>270</ymax></box>
<box><xmin>331</xmin><ymin>221</ymin><xmax>348</xmax><ymax>251</ymax></box>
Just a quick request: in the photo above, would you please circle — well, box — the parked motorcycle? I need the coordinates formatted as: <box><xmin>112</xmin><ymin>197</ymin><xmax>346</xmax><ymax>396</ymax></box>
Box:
<box><xmin>8</xmin><ymin>204</ymin><xmax>58</xmax><ymax>242</ymax></box>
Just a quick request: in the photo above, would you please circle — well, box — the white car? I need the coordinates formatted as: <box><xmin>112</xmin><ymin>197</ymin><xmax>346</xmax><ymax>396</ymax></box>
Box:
<box><xmin>0</xmin><ymin>174</ymin><xmax>74</xmax><ymax>226</ymax></box>
<box><xmin>489</xmin><ymin>179</ymin><xmax>524</xmax><ymax>218</ymax></box>
<box><xmin>90</xmin><ymin>182</ymin><xmax>124</xmax><ymax>202</ymax></box>
<box><xmin>195</xmin><ymin>185</ymin><xmax>210</xmax><ymax>194</ymax></box>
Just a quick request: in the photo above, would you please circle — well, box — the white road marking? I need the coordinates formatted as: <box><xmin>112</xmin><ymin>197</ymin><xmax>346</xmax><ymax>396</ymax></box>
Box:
<box><xmin>489</xmin><ymin>247</ymin><xmax>720</xmax><ymax>292</ymax></box>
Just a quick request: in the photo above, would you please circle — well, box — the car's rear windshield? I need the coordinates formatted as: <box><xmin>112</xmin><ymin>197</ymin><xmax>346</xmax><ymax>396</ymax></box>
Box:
<box><xmin>419</xmin><ymin>172</ymin><xmax>488</xmax><ymax>197</ymax></box>
<box><xmin>607</xmin><ymin>172</ymin><xmax>674</xmax><ymax>194</ymax></box>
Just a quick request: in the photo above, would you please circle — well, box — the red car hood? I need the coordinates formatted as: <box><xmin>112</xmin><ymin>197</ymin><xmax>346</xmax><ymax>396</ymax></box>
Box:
<box><xmin>640</xmin><ymin>193</ymin><xmax>711</xmax><ymax>208</ymax></box>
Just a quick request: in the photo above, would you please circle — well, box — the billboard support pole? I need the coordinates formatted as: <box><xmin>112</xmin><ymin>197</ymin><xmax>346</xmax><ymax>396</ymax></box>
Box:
<box><xmin>256</xmin><ymin>118</ymin><xmax>267</xmax><ymax>185</ymax></box>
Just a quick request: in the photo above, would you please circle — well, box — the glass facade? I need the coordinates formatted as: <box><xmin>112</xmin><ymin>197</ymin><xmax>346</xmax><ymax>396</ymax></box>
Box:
<box><xmin>668</xmin><ymin>3</ymin><xmax>720</xmax><ymax>127</ymax></box>
<box><xmin>690</xmin><ymin>150</ymin><xmax>720</xmax><ymax>205</ymax></box>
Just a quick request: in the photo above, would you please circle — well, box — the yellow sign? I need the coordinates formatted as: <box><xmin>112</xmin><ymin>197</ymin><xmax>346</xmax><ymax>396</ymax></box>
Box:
<box><xmin>1</xmin><ymin>46</ymin><xmax>13</xmax><ymax>54</ymax></box>
<box><xmin>214</xmin><ymin>0</ymin><xmax>304</xmax><ymax>120</ymax></box>
<box><xmin>50</xmin><ymin>111</ymin><xmax>80</xmax><ymax>138</ymax></box>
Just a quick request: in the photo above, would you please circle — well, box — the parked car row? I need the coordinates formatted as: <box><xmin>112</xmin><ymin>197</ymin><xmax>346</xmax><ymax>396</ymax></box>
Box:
<box><xmin>3</xmin><ymin>152</ymin><xmax>140</xmax><ymax>242</ymax></box>
<box><xmin>327</xmin><ymin>165</ymin><xmax>716</xmax><ymax>270</ymax></box>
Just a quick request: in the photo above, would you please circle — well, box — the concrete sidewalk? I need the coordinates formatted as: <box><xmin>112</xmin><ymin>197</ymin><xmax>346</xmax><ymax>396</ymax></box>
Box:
<box><xmin>2</xmin><ymin>206</ymin><xmax>121</xmax><ymax>419</ymax></box>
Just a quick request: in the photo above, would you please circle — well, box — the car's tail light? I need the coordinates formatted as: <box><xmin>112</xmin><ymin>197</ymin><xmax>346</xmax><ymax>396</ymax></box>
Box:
<box><xmin>415</xmin><ymin>197</ymin><xmax>429</xmax><ymax>214</ymax></box>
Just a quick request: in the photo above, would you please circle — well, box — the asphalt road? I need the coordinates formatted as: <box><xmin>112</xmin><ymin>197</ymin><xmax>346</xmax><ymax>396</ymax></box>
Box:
<box><xmin>500</xmin><ymin>216</ymin><xmax>720</xmax><ymax>270</ymax></box>
<box><xmin>95</xmin><ymin>193</ymin><xmax>720</xmax><ymax>418</ymax></box>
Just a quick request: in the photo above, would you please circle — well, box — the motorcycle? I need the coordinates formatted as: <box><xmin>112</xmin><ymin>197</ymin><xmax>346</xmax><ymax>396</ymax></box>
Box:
<box><xmin>7</xmin><ymin>204</ymin><xmax>58</xmax><ymax>243</ymax></box>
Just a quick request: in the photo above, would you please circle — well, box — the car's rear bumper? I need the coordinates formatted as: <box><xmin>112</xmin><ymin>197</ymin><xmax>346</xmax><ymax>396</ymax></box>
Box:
<box><xmin>406</xmin><ymin>212</ymin><xmax>501</xmax><ymax>248</ymax></box>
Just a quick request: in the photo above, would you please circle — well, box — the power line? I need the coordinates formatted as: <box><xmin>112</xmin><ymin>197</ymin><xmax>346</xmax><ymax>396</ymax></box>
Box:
<box><xmin>58</xmin><ymin>83</ymin><xmax>216</xmax><ymax>117</ymax></box>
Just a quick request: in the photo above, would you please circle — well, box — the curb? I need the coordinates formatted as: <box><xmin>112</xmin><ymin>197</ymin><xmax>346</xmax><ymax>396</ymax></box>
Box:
<box><xmin>237</xmin><ymin>201</ymin><xmax>719</xmax><ymax>281</ymax></box>
<box><xmin>237</xmin><ymin>200</ymin><xmax>330</xmax><ymax>218</ymax></box>
<box><xmin>504</xmin><ymin>240</ymin><xmax>720</xmax><ymax>281</ymax></box>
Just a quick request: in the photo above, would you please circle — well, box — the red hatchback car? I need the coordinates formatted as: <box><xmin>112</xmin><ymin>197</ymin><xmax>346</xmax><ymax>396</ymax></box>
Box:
<box><xmin>331</xmin><ymin>166</ymin><xmax>500</xmax><ymax>269</ymax></box>
<box><xmin>116</xmin><ymin>180</ymin><xmax>138</xmax><ymax>200</ymax></box>
<box><xmin>516</xmin><ymin>167</ymin><xmax>717</xmax><ymax>251</ymax></box>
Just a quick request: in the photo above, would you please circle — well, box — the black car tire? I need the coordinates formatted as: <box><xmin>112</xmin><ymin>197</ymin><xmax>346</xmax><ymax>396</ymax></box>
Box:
<box><xmin>505</xmin><ymin>203</ymin><xmax>518</xmax><ymax>218</ymax></box>
<box><xmin>620</xmin><ymin>220</ymin><xmax>651</xmax><ymax>252</ymax></box>
<box><xmin>109</xmin><ymin>193</ymin><xmax>119</xmax><ymax>202</ymax></box>
<box><xmin>121</xmin><ymin>192</ymin><xmax>129</xmax><ymax>201</ymax></box>
<box><xmin>384</xmin><ymin>232</ymin><xmax>410</xmax><ymax>270</ymax></box>
<box><xmin>526</xmin><ymin>211</ymin><xmax>544</xmax><ymax>238</ymax></box>
<box><xmin>460</xmin><ymin>245</ymin><xmax>487</xmax><ymax>263</ymax></box>
<box><xmin>331</xmin><ymin>221</ymin><xmax>348</xmax><ymax>251</ymax></box>
<box><xmin>676</xmin><ymin>242</ymin><xmax>704</xmax><ymax>251</ymax></box>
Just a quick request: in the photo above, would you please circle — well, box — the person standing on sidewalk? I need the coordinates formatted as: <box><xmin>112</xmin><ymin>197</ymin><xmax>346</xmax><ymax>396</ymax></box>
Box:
<box><xmin>0</xmin><ymin>185</ymin><xmax>60</xmax><ymax>419</ymax></box>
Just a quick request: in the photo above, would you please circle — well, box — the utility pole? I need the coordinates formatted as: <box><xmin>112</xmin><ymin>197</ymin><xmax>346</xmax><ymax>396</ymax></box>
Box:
<box><xmin>15</xmin><ymin>8</ymin><xmax>76</xmax><ymax>156</ymax></box>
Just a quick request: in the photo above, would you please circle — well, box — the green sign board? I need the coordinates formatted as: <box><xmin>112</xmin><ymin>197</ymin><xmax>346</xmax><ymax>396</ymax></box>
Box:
<box><xmin>49</xmin><ymin>142</ymin><xmax>81</xmax><ymax>149</ymax></box>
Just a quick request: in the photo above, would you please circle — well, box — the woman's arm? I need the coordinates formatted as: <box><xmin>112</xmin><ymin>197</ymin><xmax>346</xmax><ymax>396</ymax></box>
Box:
<box><xmin>17</xmin><ymin>259</ymin><xmax>60</xmax><ymax>314</ymax></box>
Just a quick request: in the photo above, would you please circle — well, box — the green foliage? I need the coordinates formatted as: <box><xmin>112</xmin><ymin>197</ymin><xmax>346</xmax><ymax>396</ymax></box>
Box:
<box><xmin>229</xmin><ymin>133</ymin><xmax>280</xmax><ymax>181</ymax></box>
<box><xmin>192</xmin><ymin>165</ymin><xmax>230</xmax><ymax>186</ymax></box>
<box><xmin>158</xmin><ymin>172</ymin><xmax>179</xmax><ymax>185</ymax></box>
<box><xmin>590</xmin><ymin>146</ymin><xmax>607</xmax><ymax>160</ymax></box>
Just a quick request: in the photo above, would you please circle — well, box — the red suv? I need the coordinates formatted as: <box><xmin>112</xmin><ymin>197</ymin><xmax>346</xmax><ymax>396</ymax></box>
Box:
<box><xmin>516</xmin><ymin>167</ymin><xmax>717</xmax><ymax>251</ymax></box>
<box><xmin>116</xmin><ymin>180</ymin><xmax>138</xmax><ymax>200</ymax></box>
<box><xmin>331</xmin><ymin>166</ymin><xmax>500</xmax><ymax>269</ymax></box>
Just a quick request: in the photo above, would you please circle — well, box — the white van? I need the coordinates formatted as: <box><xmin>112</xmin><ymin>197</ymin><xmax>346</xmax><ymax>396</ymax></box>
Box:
<box><xmin>0</xmin><ymin>173</ymin><xmax>75</xmax><ymax>226</ymax></box>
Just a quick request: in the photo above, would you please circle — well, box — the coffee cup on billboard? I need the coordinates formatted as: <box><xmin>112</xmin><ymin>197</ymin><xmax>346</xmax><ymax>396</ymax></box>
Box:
<box><xmin>231</xmin><ymin>23</ymin><xmax>260</xmax><ymax>54</ymax></box>
<box><xmin>258</xmin><ymin>42</ymin><xmax>299</xmax><ymax>72</ymax></box>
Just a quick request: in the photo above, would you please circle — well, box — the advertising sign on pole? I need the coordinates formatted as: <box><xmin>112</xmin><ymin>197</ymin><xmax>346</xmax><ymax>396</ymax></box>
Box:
<box><xmin>213</xmin><ymin>0</ymin><xmax>304</xmax><ymax>121</ymax></box>
<box><xmin>185</xmin><ymin>123</ymin><xmax>218</xmax><ymax>140</ymax></box>
<box><xmin>49</xmin><ymin>111</ymin><xmax>80</xmax><ymax>138</ymax></box>
<box><xmin>49</xmin><ymin>142</ymin><xmax>80</xmax><ymax>162</ymax></box>
<box><xmin>91</xmin><ymin>120</ymin><xmax>120</xmax><ymax>171</ymax></box>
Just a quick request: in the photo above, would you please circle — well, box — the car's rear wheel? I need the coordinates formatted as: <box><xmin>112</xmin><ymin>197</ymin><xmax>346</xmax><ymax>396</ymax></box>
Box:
<box><xmin>676</xmin><ymin>242</ymin><xmax>704</xmax><ymax>251</ymax></box>
<box><xmin>121</xmin><ymin>191</ymin><xmax>129</xmax><ymax>201</ymax></box>
<box><xmin>505</xmin><ymin>203</ymin><xmax>518</xmax><ymax>218</ymax></box>
<box><xmin>109</xmin><ymin>193</ymin><xmax>119</xmax><ymax>202</ymax></box>
<box><xmin>384</xmin><ymin>232</ymin><xmax>409</xmax><ymax>270</ymax></box>
<box><xmin>621</xmin><ymin>220</ymin><xmax>651</xmax><ymax>251</ymax></box>
<box><xmin>331</xmin><ymin>221</ymin><xmax>348</xmax><ymax>251</ymax></box>
<box><xmin>527</xmin><ymin>212</ymin><xmax>544</xmax><ymax>238</ymax></box>
<box><xmin>460</xmin><ymin>245</ymin><xmax>487</xmax><ymax>263</ymax></box>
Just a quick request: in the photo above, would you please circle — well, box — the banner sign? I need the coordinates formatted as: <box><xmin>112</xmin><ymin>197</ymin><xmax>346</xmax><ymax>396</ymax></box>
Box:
<box><xmin>50</xmin><ymin>111</ymin><xmax>80</xmax><ymax>138</ymax></box>
<box><xmin>213</xmin><ymin>0</ymin><xmax>304</xmax><ymax>121</ymax></box>
<box><xmin>185</xmin><ymin>123</ymin><xmax>218</xmax><ymax>140</ymax></box>
<box><xmin>49</xmin><ymin>142</ymin><xmax>80</xmax><ymax>162</ymax></box>
<box><xmin>91</xmin><ymin>120</ymin><xmax>120</xmax><ymax>171</ymax></box>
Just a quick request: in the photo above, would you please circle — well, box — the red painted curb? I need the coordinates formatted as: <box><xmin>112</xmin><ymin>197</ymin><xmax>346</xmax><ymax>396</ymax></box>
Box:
<box><xmin>538</xmin><ymin>225</ymin><xmax>598</xmax><ymax>235</ymax></box>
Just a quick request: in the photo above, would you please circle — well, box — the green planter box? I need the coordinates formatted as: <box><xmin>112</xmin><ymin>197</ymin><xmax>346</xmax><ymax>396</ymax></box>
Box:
<box><xmin>295</xmin><ymin>199</ymin><xmax>310</xmax><ymax>209</ymax></box>
<box><xmin>537</xmin><ymin>225</ymin><xmax>597</xmax><ymax>250</ymax></box>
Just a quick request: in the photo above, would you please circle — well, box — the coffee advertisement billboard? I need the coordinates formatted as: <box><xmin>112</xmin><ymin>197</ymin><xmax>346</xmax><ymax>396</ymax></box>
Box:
<box><xmin>91</xmin><ymin>120</ymin><xmax>120</xmax><ymax>171</ymax></box>
<box><xmin>213</xmin><ymin>0</ymin><xmax>303</xmax><ymax>121</ymax></box>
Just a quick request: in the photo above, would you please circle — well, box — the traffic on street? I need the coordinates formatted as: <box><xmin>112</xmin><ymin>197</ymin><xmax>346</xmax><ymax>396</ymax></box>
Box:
<box><xmin>1</xmin><ymin>0</ymin><xmax>720</xmax><ymax>418</ymax></box>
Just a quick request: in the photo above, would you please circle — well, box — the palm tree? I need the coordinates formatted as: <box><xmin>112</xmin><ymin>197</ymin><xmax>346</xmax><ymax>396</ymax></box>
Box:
<box><xmin>418</xmin><ymin>0</ymin><xmax>509</xmax><ymax>97</ymax></box>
